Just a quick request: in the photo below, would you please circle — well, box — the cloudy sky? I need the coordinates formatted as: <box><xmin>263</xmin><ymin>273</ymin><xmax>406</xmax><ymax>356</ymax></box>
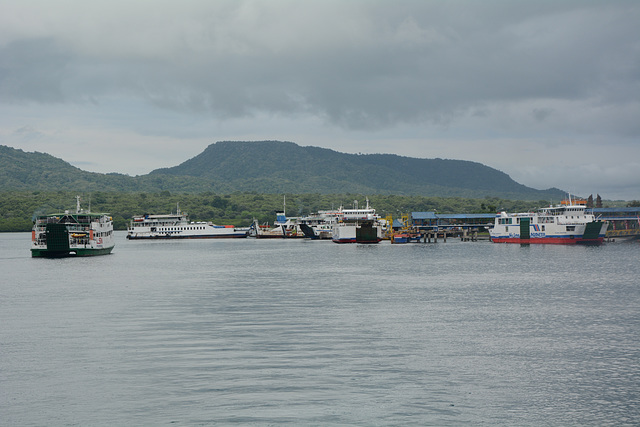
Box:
<box><xmin>1</xmin><ymin>0</ymin><xmax>638</xmax><ymax>199</ymax></box>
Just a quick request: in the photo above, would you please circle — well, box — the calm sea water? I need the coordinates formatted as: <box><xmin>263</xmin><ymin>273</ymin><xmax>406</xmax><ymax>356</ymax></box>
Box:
<box><xmin>1</xmin><ymin>232</ymin><xmax>639</xmax><ymax>426</ymax></box>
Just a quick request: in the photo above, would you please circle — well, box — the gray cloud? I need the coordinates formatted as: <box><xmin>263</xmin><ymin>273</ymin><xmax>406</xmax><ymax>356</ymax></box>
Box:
<box><xmin>0</xmin><ymin>0</ymin><xmax>639</xmax><ymax>198</ymax></box>
<box><xmin>0</xmin><ymin>38</ymin><xmax>70</xmax><ymax>102</ymax></box>
<box><xmin>3</xmin><ymin>2</ymin><xmax>638</xmax><ymax>125</ymax></box>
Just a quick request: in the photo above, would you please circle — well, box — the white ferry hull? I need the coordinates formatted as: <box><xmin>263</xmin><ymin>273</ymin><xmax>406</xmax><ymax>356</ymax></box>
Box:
<box><xmin>127</xmin><ymin>227</ymin><xmax>248</xmax><ymax>239</ymax></box>
<box><xmin>332</xmin><ymin>222</ymin><xmax>383</xmax><ymax>244</ymax></box>
<box><xmin>490</xmin><ymin>234</ymin><xmax>606</xmax><ymax>244</ymax></box>
<box><xmin>127</xmin><ymin>211</ymin><xmax>248</xmax><ymax>239</ymax></box>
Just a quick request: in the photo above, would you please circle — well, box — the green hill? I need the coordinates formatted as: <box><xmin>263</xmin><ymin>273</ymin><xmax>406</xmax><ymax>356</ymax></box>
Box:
<box><xmin>150</xmin><ymin>141</ymin><xmax>565</xmax><ymax>199</ymax></box>
<box><xmin>1</xmin><ymin>142</ymin><xmax>565</xmax><ymax>200</ymax></box>
<box><xmin>0</xmin><ymin>145</ymin><xmax>209</xmax><ymax>193</ymax></box>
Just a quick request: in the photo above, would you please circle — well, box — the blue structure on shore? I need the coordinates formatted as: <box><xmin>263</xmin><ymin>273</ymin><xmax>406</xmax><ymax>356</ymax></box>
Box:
<box><xmin>410</xmin><ymin>212</ymin><xmax>495</xmax><ymax>230</ymax></box>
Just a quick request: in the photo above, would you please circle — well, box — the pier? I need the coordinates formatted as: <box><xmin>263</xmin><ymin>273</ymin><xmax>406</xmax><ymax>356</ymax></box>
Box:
<box><xmin>389</xmin><ymin>212</ymin><xmax>494</xmax><ymax>243</ymax></box>
<box><xmin>589</xmin><ymin>207</ymin><xmax>640</xmax><ymax>240</ymax></box>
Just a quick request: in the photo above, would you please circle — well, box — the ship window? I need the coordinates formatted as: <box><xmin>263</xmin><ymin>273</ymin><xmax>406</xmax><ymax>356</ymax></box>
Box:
<box><xmin>542</xmin><ymin>225</ymin><xmax>545</xmax><ymax>231</ymax></box>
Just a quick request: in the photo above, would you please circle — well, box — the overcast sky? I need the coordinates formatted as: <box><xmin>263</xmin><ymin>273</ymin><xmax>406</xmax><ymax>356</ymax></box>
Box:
<box><xmin>1</xmin><ymin>1</ymin><xmax>638</xmax><ymax>199</ymax></box>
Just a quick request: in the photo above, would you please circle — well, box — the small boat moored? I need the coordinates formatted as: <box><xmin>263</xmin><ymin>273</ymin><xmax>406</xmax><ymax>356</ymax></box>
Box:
<box><xmin>390</xmin><ymin>232</ymin><xmax>422</xmax><ymax>244</ymax></box>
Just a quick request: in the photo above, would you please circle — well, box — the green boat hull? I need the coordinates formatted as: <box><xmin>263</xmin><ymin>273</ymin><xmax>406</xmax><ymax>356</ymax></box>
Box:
<box><xmin>31</xmin><ymin>246</ymin><xmax>114</xmax><ymax>258</ymax></box>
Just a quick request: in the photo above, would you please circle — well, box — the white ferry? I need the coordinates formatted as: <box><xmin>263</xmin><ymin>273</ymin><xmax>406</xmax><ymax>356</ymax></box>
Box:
<box><xmin>31</xmin><ymin>196</ymin><xmax>115</xmax><ymax>257</ymax></box>
<box><xmin>250</xmin><ymin>212</ymin><xmax>303</xmax><ymax>238</ymax></box>
<box><xmin>489</xmin><ymin>198</ymin><xmax>608</xmax><ymax>245</ymax></box>
<box><xmin>297</xmin><ymin>210</ymin><xmax>342</xmax><ymax>239</ymax></box>
<box><xmin>127</xmin><ymin>207</ymin><xmax>248</xmax><ymax>239</ymax></box>
<box><xmin>332</xmin><ymin>199</ymin><xmax>383</xmax><ymax>243</ymax></box>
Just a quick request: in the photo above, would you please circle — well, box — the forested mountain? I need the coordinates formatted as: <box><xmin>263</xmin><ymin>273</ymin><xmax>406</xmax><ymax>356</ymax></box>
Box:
<box><xmin>1</xmin><ymin>142</ymin><xmax>565</xmax><ymax>200</ymax></box>
<box><xmin>151</xmin><ymin>141</ymin><xmax>565</xmax><ymax>199</ymax></box>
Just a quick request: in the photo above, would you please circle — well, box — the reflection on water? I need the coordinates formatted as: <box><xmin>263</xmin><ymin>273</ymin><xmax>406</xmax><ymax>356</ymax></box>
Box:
<box><xmin>1</xmin><ymin>232</ymin><xmax>639</xmax><ymax>425</ymax></box>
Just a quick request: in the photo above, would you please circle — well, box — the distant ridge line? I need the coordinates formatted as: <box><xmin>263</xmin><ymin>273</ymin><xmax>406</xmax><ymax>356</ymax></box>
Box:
<box><xmin>0</xmin><ymin>142</ymin><xmax>566</xmax><ymax>200</ymax></box>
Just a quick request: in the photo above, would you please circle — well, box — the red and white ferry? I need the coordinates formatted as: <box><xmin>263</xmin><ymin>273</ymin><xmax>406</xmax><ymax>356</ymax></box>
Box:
<box><xmin>489</xmin><ymin>198</ymin><xmax>608</xmax><ymax>245</ymax></box>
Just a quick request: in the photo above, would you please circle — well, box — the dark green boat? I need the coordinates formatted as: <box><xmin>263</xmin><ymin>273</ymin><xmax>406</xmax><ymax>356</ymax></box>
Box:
<box><xmin>31</xmin><ymin>197</ymin><xmax>115</xmax><ymax>258</ymax></box>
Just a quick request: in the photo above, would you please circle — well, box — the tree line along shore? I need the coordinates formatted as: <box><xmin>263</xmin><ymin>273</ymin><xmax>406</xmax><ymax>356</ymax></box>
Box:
<box><xmin>0</xmin><ymin>190</ymin><xmax>632</xmax><ymax>233</ymax></box>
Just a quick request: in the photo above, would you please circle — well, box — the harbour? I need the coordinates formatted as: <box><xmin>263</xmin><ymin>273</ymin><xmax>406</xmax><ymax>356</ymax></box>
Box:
<box><xmin>242</xmin><ymin>199</ymin><xmax>640</xmax><ymax>245</ymax></box>
<box><xmin>2</xmin><ymin>1</ymin><xmax>637</xmax><ymax>423</ymax></box>
<box><xmin>27</xmin><ymin>195</ymin><xmax>640</xmax><ymax>258</ymax></box>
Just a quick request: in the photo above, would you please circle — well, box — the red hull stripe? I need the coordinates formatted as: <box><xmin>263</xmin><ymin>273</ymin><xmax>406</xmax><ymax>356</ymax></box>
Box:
<box><xmin>333</xmin><ymin>238</ymin><xmax>357</xmax><ymax>243</ymax></box>
<box><xmin>491</xmin><ymin>237</ymin><xmax>603</xmax><ymax>244</ymax></box>
<box><xmin>332</xmin><ymin>238</ymin><xmax>381</xmax><ymax>243</ymax></box>
<box><xmin>127</xmin><ymin>234</ymin><xmax>247</xmax><ymax>239</ymax></box>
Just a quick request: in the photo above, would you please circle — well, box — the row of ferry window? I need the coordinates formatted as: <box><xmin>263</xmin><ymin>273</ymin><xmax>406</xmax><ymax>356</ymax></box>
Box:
<box><xmin>502</xmin><ymin>225</ymin><xmax>548</xmax><ymax>231</ymax></box>
<box><xmin>503</xmin><ymin>225</ymin><xmax>577</xmax><ymax>231</ymax></box>
<box><xmin>94</xmin><ymin>230</ymin><xmax>112</xmax><ymax>237</ymax></box>
<box><xmin>504</xmin><ymin>225</ymin><xmax>547</xmax><ymax>231</ymax></box>
<box><xmin>499</xmin><ymin>216</ymin><xmax>583</xmax><ymax>225</ymax></box>
<box><xmin>160</xmin><ymin>227</ymin><xmax>205</xmax><ymax>231</ymax></box>
<box><xmin>498</xmin><ymin>218</ymin><xmax>535</xmax><ymax>225</ymax></box>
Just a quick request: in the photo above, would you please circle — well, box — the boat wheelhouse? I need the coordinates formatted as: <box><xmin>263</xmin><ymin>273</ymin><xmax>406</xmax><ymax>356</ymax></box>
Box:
<box><xmin>31</xmin><ymin>196</ymin><xmax>115</xmax><ymax>257</ymax></box>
